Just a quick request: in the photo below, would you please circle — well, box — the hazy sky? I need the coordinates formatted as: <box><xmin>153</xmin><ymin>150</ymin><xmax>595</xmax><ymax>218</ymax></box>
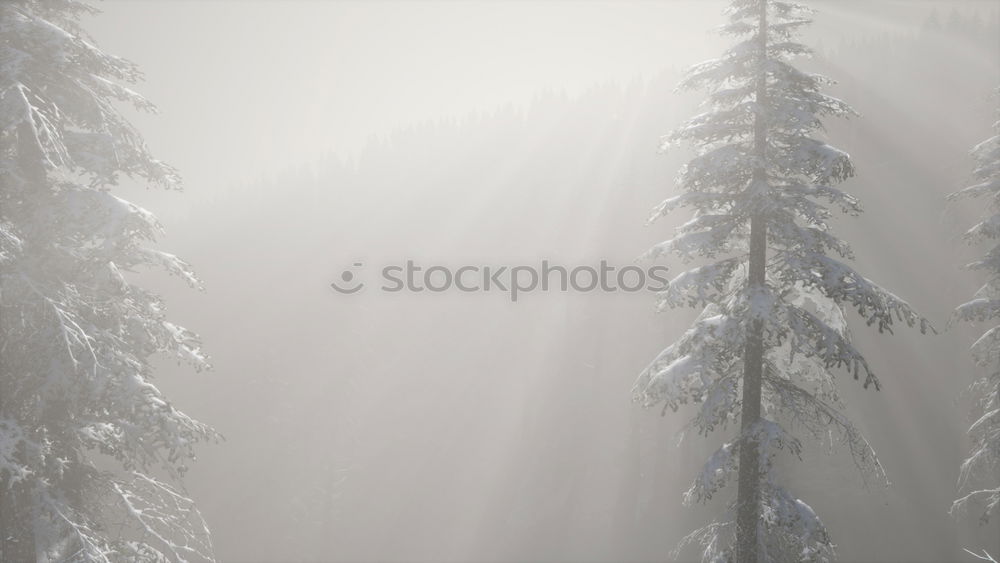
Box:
<box><xmin>84</xmin><ymin>1</ymin><xmax>993</xmax><ymax>197</ymax></box>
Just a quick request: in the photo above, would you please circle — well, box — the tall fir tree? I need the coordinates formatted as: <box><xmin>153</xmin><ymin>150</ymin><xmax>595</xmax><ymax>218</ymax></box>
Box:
<box><xmin>0</xmin><ymin>1</ymin><xmax>216</xmax><ymax>560</ymax></box>
<box><xmin>949</xmin><ymin>89</ymin><xmax>1000</xmax><ymax>526</ymax></box>
<box><xmin>632</xmin><ymin>1</ymin><xmax>929</xmax><ymax>561</ymax></box>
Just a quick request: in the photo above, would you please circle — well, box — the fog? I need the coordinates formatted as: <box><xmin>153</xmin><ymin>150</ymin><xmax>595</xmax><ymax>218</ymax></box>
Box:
<box><xmin>82</xmin><ymin>2</ymin><xmax>1000</xmax><ymax>561</ymax></box>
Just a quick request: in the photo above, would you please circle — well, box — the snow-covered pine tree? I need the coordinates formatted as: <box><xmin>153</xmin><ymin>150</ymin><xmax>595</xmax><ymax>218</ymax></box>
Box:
<box><xmin>632</xmin><ymin>1</ymin><xmax>930</xmax><ymax>561</ymax></box>
<box><xmin>0</xmin><ymin>1</ymin><xmax>216</xmax><ymax>560</ymax></box>
<box><xmin>949</xmin><ymin>89</ymin><xmax>1000</xmax><ymax>526</ymax></box>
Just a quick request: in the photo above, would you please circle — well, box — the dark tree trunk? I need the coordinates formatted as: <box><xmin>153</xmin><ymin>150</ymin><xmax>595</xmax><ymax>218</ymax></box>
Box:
<box><xmin>735</xmin><ymin>2</ymin><xmax>768</xmax><ymax>562</ymax></box>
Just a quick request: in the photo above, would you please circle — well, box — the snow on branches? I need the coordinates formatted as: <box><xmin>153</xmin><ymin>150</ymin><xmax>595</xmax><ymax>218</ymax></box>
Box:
<box><xmin>949</xmin><ymin>89</ymin><xmax>1000</xmax><ymax>526</ymax></box>
<box><xmin>0</xmin><ymin>0</ymin><xmax>216</xmax><ymax>560</ymax></box>
<box><xmin>633</xmin><ymin>1</ymin><xmax>927</xmax><ymax>560</ymax></box>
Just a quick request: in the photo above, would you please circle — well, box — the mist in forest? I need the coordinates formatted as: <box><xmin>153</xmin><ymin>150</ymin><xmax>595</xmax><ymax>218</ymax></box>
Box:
<box><xmin>79</xmin><ymin>2</ymin><xmax>1000</xmax><ymax>562</ymax></box>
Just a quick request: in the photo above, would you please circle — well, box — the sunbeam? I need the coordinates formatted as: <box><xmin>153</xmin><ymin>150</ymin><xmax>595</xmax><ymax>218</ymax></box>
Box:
<box><xmin>2</xmin><ymin>1</ymin><xmax>997</xmax><ymax>561</ymax></box>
